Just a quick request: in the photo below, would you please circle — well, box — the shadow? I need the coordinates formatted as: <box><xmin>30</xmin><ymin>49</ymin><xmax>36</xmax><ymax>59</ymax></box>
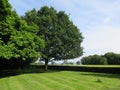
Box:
<box><xmin>80</xmin><ymin>72</ymin><xmax>120</xmax><ymax>79</ymax></box>
<box><xmin>0</xmin><ymin>70</ymin><xmax>20</xmax><ymax>78</ymax></box>
<box><xmin>95</xmin><ymin>78</ymin><xmax>103</xmax><ymax>83</ymax></box>
<box><xmin>0</xmin><ymin>68</ymin><xmax>60</xmax><ymax>78</ymax></box>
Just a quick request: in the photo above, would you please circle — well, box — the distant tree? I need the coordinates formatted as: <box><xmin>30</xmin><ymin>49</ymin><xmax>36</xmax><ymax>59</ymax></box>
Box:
<box><xmin>22</xmin><ymin>6</ymin><xmax>83</xmax><ymax>70</ymax></box>
<box><xmin>103</xmin><ymin>52</ymin><xmax>120</xmax><ymax>65</ymax></box>
<box><xmin>76</xmin><ymin>61</ymin><xmax>81</xmax><ymax>65</ymax></box>
<box><xmin>69</xmin><ymin>62</ymin><xmax>74</xmax><ymax>65</ymax></box>
<box><xmin>51</xmin><ymin>60</ymin><xmax>56</xmax><ymax>65</ymax></box>
<box><xmin>37</xmin><ymin>61</ymin><xmax>44</xmax><ymax>65</ymax></box>
<box><xmin>81</xmin><ymin>55</ymin><xmax>108</xmax><ymax>65</ymax></box>
<box><xmin>0</xmin><ymin>0</ymin><xmax>45</xmax><ymax>69</ymax></box>
<box><xmin>62</xmin><ymin>60</ymin><xmax>74</xmax><ymax>65</ymax></box>
<box><xmin>62</xmin><ymin>60</ymin><xmax>69</xmax><ymax>65</ymax></box>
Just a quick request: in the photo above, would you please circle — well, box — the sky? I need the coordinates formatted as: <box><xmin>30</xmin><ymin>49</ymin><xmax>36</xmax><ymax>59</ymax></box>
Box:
<box><xmin>9</xmin><ymin>0</ymin><xmax>120</xmax><ymax>57</ymax></box>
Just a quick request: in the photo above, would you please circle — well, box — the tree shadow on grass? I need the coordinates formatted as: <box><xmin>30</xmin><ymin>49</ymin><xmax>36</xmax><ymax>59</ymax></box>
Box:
<box><xmin>80</xmin><ymin>72</ymin><xmax>120</xmax><ymax>79</ymax></box>
<box><xmin>0</xmin><ymin>67</ymin><xmax>60</xmax><ymax>78</ymax></box>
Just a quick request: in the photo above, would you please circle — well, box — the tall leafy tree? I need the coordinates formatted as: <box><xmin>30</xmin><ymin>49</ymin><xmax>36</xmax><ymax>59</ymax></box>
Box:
<box><xmin>0</xmin><ymin>0</ymin><xmax>45</xmax><ymax>69</ymax></box>
<box><xmin>0</xmin><ymin>0</ymin><xmax>14</xmax><ymax>61</ymax></box>
<box><xmin>22</xmin><ymin>6</ymin><xmax>83</xmax><ymax>70</ymax></box>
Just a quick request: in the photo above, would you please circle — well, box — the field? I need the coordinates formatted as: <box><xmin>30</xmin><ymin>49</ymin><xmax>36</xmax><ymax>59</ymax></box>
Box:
<box><xmin>78</xmin><ymin>65</ymin><xmax>120</xmax><ymax>67</ymax></box>
<box><xmin>0</xmin><ymin>70</ymin><xmax>120</xmax><ymax>90</ymax></box>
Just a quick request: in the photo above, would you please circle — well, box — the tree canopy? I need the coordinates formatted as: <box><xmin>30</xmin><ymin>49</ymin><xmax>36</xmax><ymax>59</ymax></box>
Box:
<box><xmin>103</xmin><ymin>52</ymin><xmax>120</xmax><ymax>65</ymax></box>
<box><xmin>0</xmin><ymin>0</ymin><xmax>45</xmax><ymax>69</ymax></box>
<box><xmin>81</xmin><ymin>52</ymin><xmax>120</xmax><ymax>65</ymax></box>
<box><xmin>22</xmin><ymin>6</ymin><xmax>83</xmax><ymax>70</ymax></box>
<box><xmin>81</xmin><ymin>55</ymin><xmax>108</xmax><ymax>65</ymax></box>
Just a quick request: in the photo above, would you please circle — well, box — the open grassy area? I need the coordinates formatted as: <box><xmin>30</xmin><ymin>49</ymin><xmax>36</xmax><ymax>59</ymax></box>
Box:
<box><xmin>54</xmin><ymin>65</ymin><xmax>120</xmax><ymax>67</ymax></box>
<box><xmin>79</xmin><ymin>65</ymin><xmax>120</xmax><ymax>67</ymax></box>
<box><xmin>0</xmin><ymin>70</ymin><xmax>120</xmax><ymax>90</ymax></box>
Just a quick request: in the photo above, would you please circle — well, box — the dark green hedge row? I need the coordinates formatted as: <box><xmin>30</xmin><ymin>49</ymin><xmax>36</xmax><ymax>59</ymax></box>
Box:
<box><xmin>32</xmin><ymin>65</ymin><xmax>120</xmax><ymax>74</ymax></box>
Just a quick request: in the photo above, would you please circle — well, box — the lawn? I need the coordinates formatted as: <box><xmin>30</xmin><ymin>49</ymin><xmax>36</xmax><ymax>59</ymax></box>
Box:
<box><xmin>0</xmin><ymin>71</ymin><xmax>120</xmax><ymax>90</ymax></box>
<box><xmin>79</xmin><ymin>65</ymin><xmax>120</xmax><ymax>67</ymax></box>
<box><xmin>58</xmin><ymin>65</ymin><xmax>120</xmax><ymax>68</ymax></box>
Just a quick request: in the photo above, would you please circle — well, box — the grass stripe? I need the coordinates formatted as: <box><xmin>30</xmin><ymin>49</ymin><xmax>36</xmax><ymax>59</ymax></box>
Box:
<box><xmin>0</xmin><ymin>78</ymin><xmax>10</xmax><ymax>90</ymax></box>
<box><xmin>28</xmin><ymin>74</ymin><xmax>75</xmax><ymax>90</ymax></box>
<box><xmin>38</xmin><ymin>72</ymin><xmax>93</xmax><ymax>90</ymax></box>
<box><xmin>0</xmin><ymin>71</ymin><xmax>120</xmax><ymax>90</ymax></box>
<box><xmin>19</xmin><ymin>74</ymin><xmax>55</xmax><ymax>90</ymax></box>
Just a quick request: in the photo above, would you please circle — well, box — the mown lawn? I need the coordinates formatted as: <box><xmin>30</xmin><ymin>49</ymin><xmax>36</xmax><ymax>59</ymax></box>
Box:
<box><xmin>59</xmin><ymin>65</ymin><xmax>120</xmax><ymax>68</ymax></box>
<box><xmin>79</xmin><ymin>65</ymin><xmax>120</xmax><ymax>67</ymax></box>
<box><xmin>0</xmin><ymin>71</ymin><xmax>120</xmax><ymax>90</ymax></box>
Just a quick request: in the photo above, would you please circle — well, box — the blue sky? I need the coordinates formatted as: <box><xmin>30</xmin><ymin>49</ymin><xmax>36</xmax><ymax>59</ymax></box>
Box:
<box><xmin>9</xmin><ymin>0</ymin><xmax>120</xmax><ymax>57</ymax></box>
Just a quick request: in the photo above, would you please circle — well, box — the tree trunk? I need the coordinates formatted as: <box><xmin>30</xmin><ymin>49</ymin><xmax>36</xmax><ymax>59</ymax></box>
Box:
<box><xmin>45</xmin><ymin>60</ymin><xmax>48</xmax><ymax>71</ymax></box>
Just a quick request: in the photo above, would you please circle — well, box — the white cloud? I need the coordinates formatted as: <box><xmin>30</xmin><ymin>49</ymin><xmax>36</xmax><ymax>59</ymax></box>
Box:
<box><xmin>82</xmin><ymin>25</ymin><xmax>120</xmax><ymax>56</ymax></box>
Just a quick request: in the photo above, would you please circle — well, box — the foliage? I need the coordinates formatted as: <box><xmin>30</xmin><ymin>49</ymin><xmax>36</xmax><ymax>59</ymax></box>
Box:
<box><xmin>81</xmin><ymin>55</ymin><xmax>108</xmax><ymax>65</ymax></box>
<box><xmin>0</xmin><ymin>0</ymin><xmax>45</xmax><ymax>69</ymax></box>
<box><xmin>76</xmin><ymin>60</ymin><xmax>81</xmax><ymax>65</ymax></box>
<box><xmin>51</xmin><ymin>60</ymin><xmax>56</xmax><ymax>65</ymax></box>
<box><xmin>103</xmin><ymin>52</ymin><xmax>120</xmax><ymax>65</ymax></box>
<box><xmin>81</xmin><ymin>52</ymin><xmax>120</xmax><ymax>65</ymax></box>
<box><xmin>22</xmin><ymin>6</ymin><xmax>83</xmax><ymax>70</ymax></box>
<box><xmin>69</xmin><ymin>62</ymin><xmax>74</xmax><ymax>65</ymax></box>
<box><xmin>33</xmin><ymin>65</ymin><xmax>120</xmax><ymax>74</ymax></box>
<box><xmin>61</xmin><ymin>60</ymin><xmax>74</xmax><ymax>65</ymax></box>
<box><xmin>61</xmin><ymin>60</ymin><xmax>69</xmax><ymax>65</ymax></box>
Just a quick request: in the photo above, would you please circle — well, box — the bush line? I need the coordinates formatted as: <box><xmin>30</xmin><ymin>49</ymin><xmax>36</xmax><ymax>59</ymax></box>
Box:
<box><xmin>32</xmin><ymin>65</ymin><xmax>120</xmax><ymax>74</ymax></box>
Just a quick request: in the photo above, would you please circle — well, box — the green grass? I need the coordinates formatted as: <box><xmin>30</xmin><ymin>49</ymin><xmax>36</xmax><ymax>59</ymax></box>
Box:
<box><xmin>57</xmin><ymin>64</ymin><xmax>120</xmax><ymax>67</ymax></box>
<box><xmin>0</xmin><ymin>71</ymin><xmax>120</xmax><ymax>90</ymax></box>
<box><xmin>79</xmin><ymin>65</ymin><xmax>120</xmax><ymax>67</ymax></box>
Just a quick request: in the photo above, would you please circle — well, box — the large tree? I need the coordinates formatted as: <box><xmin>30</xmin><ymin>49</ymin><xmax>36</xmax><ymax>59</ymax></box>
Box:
<box><xmin>22</xmin><ymin>6</ymin><xmax>83</xmax><ymax>70</ymax></box>
<box><xmin>0</xmin><ymin>0</ymin><xmax>44</xmax><ymax>69</ymax></box>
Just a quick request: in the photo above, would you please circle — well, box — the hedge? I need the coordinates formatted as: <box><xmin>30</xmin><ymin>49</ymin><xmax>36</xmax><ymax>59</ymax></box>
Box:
<box><xmin>32</xmin><ymin>65</ymin><xmax>120</xmax><ymax>74</ymax></box>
